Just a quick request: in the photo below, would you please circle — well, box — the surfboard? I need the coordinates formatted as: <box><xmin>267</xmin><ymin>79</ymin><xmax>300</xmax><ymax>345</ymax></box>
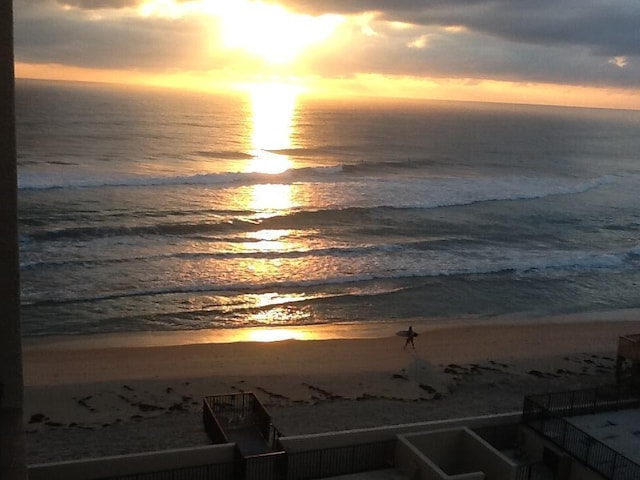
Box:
<box><xmin>396</xmin><ymin>330</ymin><xmax>418</xmax><ymax>338</ymax></box>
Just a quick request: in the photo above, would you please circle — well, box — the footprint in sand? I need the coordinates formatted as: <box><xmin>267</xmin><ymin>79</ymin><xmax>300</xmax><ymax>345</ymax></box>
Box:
<box><xmin>76</xmin><ymin>395</ymin><xmax>97</xmax><ymax>412</ymax></box>
<box><xmin>302</xmin><ymin>383</ymin><xmax>344</xmax><ymax>401</ymax></box>
<box><xmin>256</xmin><ymin>386</ymin><xmax>290</xmax><ymax>401</ymax></box>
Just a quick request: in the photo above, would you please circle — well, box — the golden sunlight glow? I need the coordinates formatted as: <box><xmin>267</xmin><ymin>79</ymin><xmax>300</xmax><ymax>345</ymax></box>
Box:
<box><xmin>408</xmin><ymin>35</ymin><xmax>429</xmax><ymax>49</ymax></box>
<box><xmin>249</xmin><ymin>184</ymin><xmax>293</xmax><ymax>213</ymax></box>
<box><xmin>23</xmin><ymin>0</ymin><xmax>640</xmax><ymax>110</ymax></box>
<box><xmin>245</xmin><ymin>83</ymin><xmax>300</xmax><ymax>174</ymax></box>
<box><xmin>247</xmin><ymin>328</ymin><xmax>306</xmax><ymax>342</ymax></box>
<box><xmin>136</xmin><ymin>0</ymin><xmax>342</xmax><ymax>64</ymax></box>
<box><xmin>244</xmin><ymin>228</ymin><xmax>292</xmax><ymax>252</ymax></box>
<box><xmin>18</xmin><ymin>61</ymin><xmax>640</xmax><ymax>110</ymax></box>
<box><xmin>248</xmin><ymin>151</ymin><xmax>291</xmax><ymax>175</ymax></box>
<box><xmin>138</xmin><ymin>0</ymin><xmax>183</xmax><ymax>18</ymax></box>
<box><xmin>217</xmin><ymin>1</ymin><xmax>342</xmax><ymax>64</ymax></box>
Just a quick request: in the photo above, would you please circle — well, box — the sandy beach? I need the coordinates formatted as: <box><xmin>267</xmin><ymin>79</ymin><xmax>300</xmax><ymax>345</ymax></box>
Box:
<box><xmin>22</xmin><ymin>311</ymin><xmax>640</xmax><ymax>464</ymax></box>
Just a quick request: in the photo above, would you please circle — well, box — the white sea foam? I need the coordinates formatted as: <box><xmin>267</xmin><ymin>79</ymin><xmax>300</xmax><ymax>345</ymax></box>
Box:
<box><xmin>334</xmin><ymin>174</ymin><xmax>615</xmax><ymax>210</ymax></box>
<box><xmin>17</xmin><ymin>164</ymin><xmax>344</xmax><ymax>190</ymax></box>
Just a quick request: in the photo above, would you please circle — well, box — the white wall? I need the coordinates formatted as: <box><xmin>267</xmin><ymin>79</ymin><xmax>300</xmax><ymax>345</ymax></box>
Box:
<box><xmin>280</xmin><ymin>412</ymin><xmax>521</xmax><ymax>453</ymax></box>
<box><xmin>396</xmin><ymin>427</ymin><xmax>515</xmax><ymax>480</ymax></box>
<box><xmin>28</xmin><ymin>443</ymin><xmax>237</xmax><ymax>480</ymax></box>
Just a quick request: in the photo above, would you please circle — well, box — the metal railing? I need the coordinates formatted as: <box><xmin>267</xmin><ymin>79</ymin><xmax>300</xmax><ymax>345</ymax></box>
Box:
<box><xmin>243</xmin><ymin>451</ymin><xmax>287</xmax><ymax>480</ymax></box>
<box><xmin>204</xmin><ymin>393</ymin><xmax>255</xmax><ymax>428</ymax></box>
<box><xmin>202</xmin><ymin>393</ymin><xmax>394</xmax><ymax>479</ymax></box>
<box><xmin>54</xmin><ymin>440</ymin><xmax>397</xmax><ymax>480</ymax></box>
<box><xmin>523</xmin><ymin>385</ymin><xmax>640</xmax><ymax>480</ymax></box>
<box><xmin>203</xmin><ymin>392</ymin><xmax>282</xmax><ymax>451</ymax></box>
<box><xmin>97</xmin><ymin>461</ymin><xmax>236</xmax><ymax>480</ymax></box>
<box><xmin>251</xmin><ymin>394</ymin><xmax>282</xmax><ymax>451</ymax></box>
<box><xmin>285</xmin><ymin>439</ymin><xmax>396</xmax><ymax>480</ymax></box>
<box><xmin>202</xmin><ymin>398</ymin><xmax>229</xmax><ymax>445</ymax></box>
<box><xmin>523</xmin><ymin>383</ymin><xmax>640</xmax><ymax>420</ymax></box>
<box><xmin>514</xmin><ymin>462</ymin><xmax>554</xmax><ymax>480</ymax></box>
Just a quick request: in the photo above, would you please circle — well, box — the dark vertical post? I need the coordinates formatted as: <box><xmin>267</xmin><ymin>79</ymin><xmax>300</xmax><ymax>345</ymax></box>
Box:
<box><xmin>0</xmin><ymin>0</ymin><xmax>27</xmax><ymax>478</ymax></box>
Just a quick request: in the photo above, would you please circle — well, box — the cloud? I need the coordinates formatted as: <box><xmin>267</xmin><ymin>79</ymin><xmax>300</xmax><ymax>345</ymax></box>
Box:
<box><xmin>56</xmin><ymin>0</ymin><xmax>141</xmax><ymax>9</ymax></box>
<box><xmin>298</xmin><ymin>12</ymin><xmax>640</xmax><ymax>89</ymax></box>
<box><xmin>301</xmin><ymin>1</ymin><xmax>640</xmax><ymax>88</ymax></box>
<box><xmin>13</xmin><ymin>0</ymin><xmax>640</xmax><ymax>92</ymax></box>
<box><xmin>285</xmin><ymin>0</ymin><xmax>640</xmax><ymax>55</ymax></box>
<box><xmin>609</xmin><ymin>56</ymin><xmax>629</xmax><ymax>68</ymax></box>
<box><xmin>407</xmin><ymin>34</ymin><xmax>429</xmax><ymax>49</ymax></box>
<box><xmin>14</xmin><ymin>1</ymin><xmax>216</xmax><ymax>71</ymax></box>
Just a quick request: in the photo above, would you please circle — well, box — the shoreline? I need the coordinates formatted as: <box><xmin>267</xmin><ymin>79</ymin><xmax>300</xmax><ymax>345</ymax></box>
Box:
<box><xmin>21</xmin><ymin>307</ymin><xmax>640</xmax><ymax>352</ymax></box>
<box><xmin>24</xmin><ymin>315</ymin><xmax>640</xmax><ymax>387</ymax></box>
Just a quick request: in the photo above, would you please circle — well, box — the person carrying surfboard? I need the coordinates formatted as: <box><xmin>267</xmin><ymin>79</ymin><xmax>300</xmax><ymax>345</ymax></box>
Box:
<box><xmin>404</xmin><ymin>326</ymin><xmax>417</xmax><ymax>349</ymax></box>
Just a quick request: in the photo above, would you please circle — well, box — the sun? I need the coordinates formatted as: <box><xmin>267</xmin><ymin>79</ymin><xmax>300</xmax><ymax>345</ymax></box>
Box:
<box><xmin>137</xmin><ymin>1</ymin><xmax>342</xmax><ymax>65</ymax></box>
<box><xmin>215</xmin><ymin>1</ymin><xmax>342</xmax><ymax>64</ymax></box>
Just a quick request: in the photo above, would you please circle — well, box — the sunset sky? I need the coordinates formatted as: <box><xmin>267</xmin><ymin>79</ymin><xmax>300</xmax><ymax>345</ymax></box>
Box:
<box><xmin>13</xmin><ymin>0</ymin><xmax>640</xmax><ymax>109</ymax></box>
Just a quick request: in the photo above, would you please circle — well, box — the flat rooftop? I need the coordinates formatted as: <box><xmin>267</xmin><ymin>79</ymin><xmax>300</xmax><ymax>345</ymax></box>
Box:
<box><xmin>567</xmin><ymin>408</ymin><xmax>640</xmax><ymax>464</ymax></box>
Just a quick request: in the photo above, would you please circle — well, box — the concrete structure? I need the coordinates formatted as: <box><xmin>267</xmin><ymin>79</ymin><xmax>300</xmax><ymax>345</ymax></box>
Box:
<box><xmin>617</xmin><ymin>334</ymin><xmax>640</xmax><ymax>384</ymax></box>
<box><xmin>28</xmin><ymin>444</ymin><xmax>237</xmax><ymax>480</ymax></box>
<box><xmin>279</xmin><ymin>411</ymin><xmax>521</xmax><ymax>480</ymax></box>
<box><xmin>27</xmin><ymin>383</ymin><xmax>640</xmax><ymax>480</ymax></box>
<box><xmin>29</xmin><ymin>413</ymin><xmax>523</xmax><ymax>480</ymax></box>
<box><xmin>522</xmin><ymin>384</ymin><xmax>640</xmax><ymax>480</ymax></box>
<box><xmin>396</xmin><ymin>427</ymin><xmax>517</xmax><ymax>480</ymax></box>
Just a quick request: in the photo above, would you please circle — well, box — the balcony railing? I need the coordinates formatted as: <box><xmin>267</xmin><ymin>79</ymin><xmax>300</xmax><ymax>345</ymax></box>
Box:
<box><xmin>203</xmin><ymin>392</ymin><xmax>283</xmax><ymax>452</ymax></box>
<box><xmin>514</xmin><ymin>462</ymin><xmax>554</xmax><ymax>480</ymax></box>
<box><xmin>97</xmin><ymin>461</ymin><xmax>236</xmax><ymax>480</ymax></box>
<box><xmin>522</xmin><ymin>384</ymin><xmax>640</xmax><ymax>480</ymax></box>
<box><xmin>286</xmin><ymin>439</ymin><xmax>396</xmax><ymax>480</ymax></box>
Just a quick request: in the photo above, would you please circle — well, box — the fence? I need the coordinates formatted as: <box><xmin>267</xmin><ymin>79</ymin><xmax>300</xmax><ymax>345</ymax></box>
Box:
<box><xmin>522</xmin><ymin>384</ymin><xmax>640</xmax><ymax>480</ymax></box>
<box><xmin>243</xmin><ymin>451</ymin><xmax>288</xmax><ymax>480</ymax></box>
<box><xmin>29</xmin><ymin>444</ymin><xmax>239</xmax><ymax>480</ymax></box>
<box><xmin>202</xmin><ymin>398</ymin><xmax>229</xmax><ymax>445</ymax></box>
<box><xmin>203</xmin><ymin>392</ymin><xmax>282</xmax><ymax>451</ymax></box>
<box><xmin>514</xmin><ymin>462</ymin><xmax>554</xmax><ymax>480</ymax></box>
<box><xmin>31</xmin><ymin>438</ymin><xmax>397</xmax><ymax>480</ymax></box>
<box><xmin>286</xmin><ymin>439</ymin><xmax>396</xmax><ymax>480</ymax></box>
<box><xmin>203</xmin><ymin>393</ymin><xmax>259</xmax><ymax>429</ymax></box>
<box><xmin>200</xmin><ymin>393</ymin><xmax>399</xmax><ymax>479</ymax></box>
<box><xmin>32</xmin><ymin>410</ymin><xmax>533</xmax><ymax>480</ymax></box>
<box><xmin>523</xmin><ymin>384</ymin><xmax>640</xmax><ymax>421</ymax></box>
<box><xmin>97</xmin><ymin>461</ymin><xmax>237</xmax><ymax>480</ymax></box>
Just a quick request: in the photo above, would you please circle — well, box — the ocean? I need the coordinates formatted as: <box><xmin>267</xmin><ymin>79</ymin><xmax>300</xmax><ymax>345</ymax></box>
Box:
<box><xmin>16</xmin><ymin>79</ymin><xmax>640</xmax><ymax>337</ymax></box>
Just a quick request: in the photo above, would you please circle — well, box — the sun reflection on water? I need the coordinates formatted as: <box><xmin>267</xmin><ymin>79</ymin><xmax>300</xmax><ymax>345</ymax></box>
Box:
<box><xmin>244</xmin><ymin>228</ymin><xmax>291</xmax><ymax>252</ymax></box>
<box><xmin>203</xmin><ymin>83</ymin><xmax>315</xmax><ymax>334</ymax></box>
<box><xmin>249</xmin><ymin>183</ymin><xmax>294</xmax><ymax>214</ymax></box>
<box><xmin>245</xmin><ymin>83</ymin><xmax>299</xmax><ymax>175</ymax></box>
